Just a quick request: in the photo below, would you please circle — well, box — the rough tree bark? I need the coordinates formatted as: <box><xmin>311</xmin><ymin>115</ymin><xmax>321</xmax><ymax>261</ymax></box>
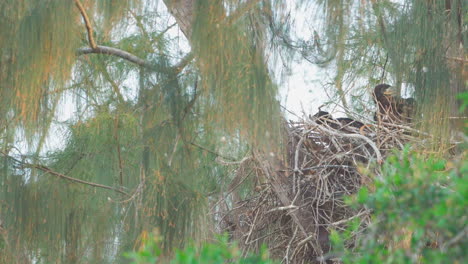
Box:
<box><xmin>163</xmin><ymin>0</ymin><xmax>196</xmax><ymax>40</ymax></box>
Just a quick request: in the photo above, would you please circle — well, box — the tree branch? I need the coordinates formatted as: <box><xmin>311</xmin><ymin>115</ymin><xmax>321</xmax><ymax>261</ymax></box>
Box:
<box><xmin>445</xmin><ymin>56</ymin><xmax>468</xmax><ymax>63</ymax></box>
<box><xmin>163</xmin><ymin>0</ymin><xmax>195</xmax><ymax>39</ymax></box>
<box><xmin>163</xmin><ymin>0</ymin><xmax>261</xmax><ymax>41</ymax></box>
<box><xmin>74</xmin><ymin>1</ymin><xmax>195</xmax><ymax>73</ymax></box>
<box><xmin>0</xmin><ymin>151</ymin><xmax>129</xmax><ymax>196</ymax></box>
<box><xmin>77</xmin><ymin>45</ymin><xmax>194</xmax><ymax>73</ymax></box>
<box><xmin>74</xmin><ymin>0</ymin><xmax>97</xmax><ymax>49</ymax></box>
<box><xmin>77</xmin><ymin>45</ymin><xmax>152</xmax><ymax>67</ymax></box>
<box><xmin>33</xmin><ymin>164</ymin><xmax>130</xmax><ymax>196</ymax></box>
<box><xmin>174</xmin><ymin>52</ymin><xmax>195</xmax><ymax>73</ymax></box>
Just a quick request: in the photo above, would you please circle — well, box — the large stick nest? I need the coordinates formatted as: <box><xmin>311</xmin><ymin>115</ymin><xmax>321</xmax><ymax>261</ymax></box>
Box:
<box><xmin>216</xmin><ymin>116</ymin><xmax>420</xmax><ymax>264</ymax></box>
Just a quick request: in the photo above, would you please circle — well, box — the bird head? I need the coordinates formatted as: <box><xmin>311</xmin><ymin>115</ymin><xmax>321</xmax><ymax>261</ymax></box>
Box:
<box><xmin>373</xmin><ymin>84</ymin><xmax>393</xmax><ymax>96</ymax></box>
<box><xmin>312</xmin><ymin>105</ymin><xmax>333</xmax><ymax>120</ymax></box>
<box><xmin>373</xmin><ymin>84</ymin><xmax>398</xmax><ymax>103</ymax></box>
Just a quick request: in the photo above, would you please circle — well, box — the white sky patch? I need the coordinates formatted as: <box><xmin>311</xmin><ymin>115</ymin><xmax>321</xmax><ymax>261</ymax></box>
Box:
<box><xmin>280</xmin><ymin>60</ymin><xmax>327</xmax><ymax>118</ymax></box>
<box><xmin>277</xmin><ymin>1</ymin><xmax>333</xmax><ymax>119</ymax></box>
<box><xmin>41</xmin><ymin>91</ymin><xmax>76</xmax><ymax>153</ymax></box>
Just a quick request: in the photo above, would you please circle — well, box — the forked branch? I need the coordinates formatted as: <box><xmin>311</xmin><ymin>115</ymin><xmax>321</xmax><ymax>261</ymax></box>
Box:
<box><xmin>74</xmin><ymin>2</ymin><xmax>194</xmax><ymax>72</ymax></box>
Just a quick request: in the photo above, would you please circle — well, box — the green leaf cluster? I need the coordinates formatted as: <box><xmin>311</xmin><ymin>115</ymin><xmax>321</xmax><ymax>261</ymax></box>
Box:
<box><xmin>333</xmin><ymin>148</ymin><xmax>467</xmax><ymax>263</ymax></box>
<box><xmin>126</xmin><ymin>232</ymin><xmax>277</xmax><ymax>264</ymax></box>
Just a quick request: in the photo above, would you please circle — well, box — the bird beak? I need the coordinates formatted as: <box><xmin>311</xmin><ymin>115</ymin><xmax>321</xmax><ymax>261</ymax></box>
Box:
<box><xmin>383</xmin><ymin>86</ymin><xmax>397</xmax><ymax>96</ymax></box>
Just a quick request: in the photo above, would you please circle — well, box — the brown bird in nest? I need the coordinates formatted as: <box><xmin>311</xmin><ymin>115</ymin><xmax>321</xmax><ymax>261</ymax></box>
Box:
<box><xmin>373</xmin><ymin>84</ymin><xmax>415</xmax><ymax>124</ymax></box>
<box><xmin>336</xmin><ymin>117</ymin><xmax>365</xmax><ymax>130</ymax></box>
<box><xmin>311</xmin><ymin>107</ymin><xmax>365</xmax><ymax>134</ymax></box>
<box><xmin>311</xmin><ymin>109</ymin><xmax>338</xmax><ymax>128</ymax></box>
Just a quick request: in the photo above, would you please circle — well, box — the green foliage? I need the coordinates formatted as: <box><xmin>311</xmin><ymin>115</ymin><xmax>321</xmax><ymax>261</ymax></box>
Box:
<box><xmin>192</xmin><ymin>1</ymin><xmax>282</xmax><ymax>149</ymax></box>
<box><xmin>333</xmin><ymin>149</ymin><xmax>467</xmax><ymax>263</ymax></box>
<box><xmin>0</xmin><ymin>102</ymin><xmax>233</xmax><ymax>263</ymax></box>
<box><xmin>0</xmin><ymin>0</ymin><xmax>143</xmax><ymax>137</ymax></box>
<box><xmin>0</xmin><ymin>0</ymin><xmax>79</xmax><ymax>137</ymax></box>
<box><xmin>457</xmin><ymin>91</ymin><xmax>468</xmax><ymax>112</ymax></box>
<box><xmin>1</xmin><ymin>1</ymin><xmax>254</xmax><ymax>262</ymax></box>
<box><xmin>126</xmin><ymin>232</ymin><xmax>277</xmax><ymax>264</ymax></box>
<box><xmin>1</xmin><ymin>1</ymin><xmax>466</xmax><ymax>263</ymax></box>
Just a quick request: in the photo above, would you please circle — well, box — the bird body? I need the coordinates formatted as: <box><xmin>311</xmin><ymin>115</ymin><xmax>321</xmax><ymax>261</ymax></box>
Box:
<box><xmin>373</xmin><ymin>84</ymin><xmax>415</xmax><ymax>124</ymax></box>
<box><xmin>311</xmin><ymin>110</ymin><xmax>340</xmax><ymax>129</ymax></box>
<box><xmin>396</xmin><ymin>97</ymin><xmax>416</xmax><ymax>123</ymax></box>
<box><xmin>311</xmin><ymin>109</ymin><xmax>365</xmax><ymax>133</ymax></box>
<box><xmin>336</xmin><ymin>117</ymin><xmax>364</xmax><ymax>130</ymax></box>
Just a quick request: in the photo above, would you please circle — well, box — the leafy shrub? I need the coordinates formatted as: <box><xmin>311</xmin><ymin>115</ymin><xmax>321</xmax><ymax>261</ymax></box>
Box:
<box><xmin>125</xmin><ymin>232</ymin><xmax>277</xmax><ymax>264</ymax></box>
<box><xmin>332</xmin><ymin>149</ymin><xmax>467</xmax><ymax>263</ymax></box>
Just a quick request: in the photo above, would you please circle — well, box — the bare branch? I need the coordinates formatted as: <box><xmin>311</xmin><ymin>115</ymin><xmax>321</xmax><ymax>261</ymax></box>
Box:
<box><xmin>266</xmin><ymin>205</ymin><xmax>298</xmax><ymax>214</ymax></box>
<box><xmin>77</xmin><ymin>45</ymin><xmax>152</xmax><ymax>68</ymax></box>
<box><xmin>0</xmin><ymin>151</ymin><xmax>129</xmax><ymax>196</ymax></box>
<box><xmin>77</xmin><ymin>45</ymin><xmax>194</xmax><ymax>74</ymax></box>
<box><xmin>173</xmin><ymin>52</ymin><xmax>195</xmax><ymax>73</ymax></box>
<box><xmin>33</xmin><ymin>164</ymin><xmax>129</xmax><ymax>196</ymax></box>
<box><xmin>74</xmin><ymin>1</ymin><xmax>195</xmax><ymax>73</ymax></box>
<box><xmin>441</xmin><ymin>226</ymin><xmax>468</xmax><ymax>251</ymax></box>
<box><xmin>74</xmin><ymin>0</ymin><xmax>97</xmax><ymax>49</ymax></box>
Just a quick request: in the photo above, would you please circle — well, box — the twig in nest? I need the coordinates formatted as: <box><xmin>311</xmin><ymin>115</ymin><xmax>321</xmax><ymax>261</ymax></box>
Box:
<box><xmin>266</xmin><ymin>205</ymin><xmax>298</xmax><ymax>214</ymax></box>
<box><xmin>313</xmin><ymin>121</ymin><xmax>383</xmax><ymax>164</ymax></box>
<box><xmin>330</xmin><ymin>210</ymin><xmax>370</xmax><ymax>226</ymax></box>
<box><xmin>284</xmin><ymin>226</ymin><xmax>299</xmax><ymax>264</ymax></box>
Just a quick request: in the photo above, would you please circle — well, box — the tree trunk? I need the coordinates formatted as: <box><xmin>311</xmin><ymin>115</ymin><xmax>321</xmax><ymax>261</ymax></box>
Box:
<box><xmin>163</xmin><ymin>0</ymin><xmax>196</xmax><ymax>40</ymax></box>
